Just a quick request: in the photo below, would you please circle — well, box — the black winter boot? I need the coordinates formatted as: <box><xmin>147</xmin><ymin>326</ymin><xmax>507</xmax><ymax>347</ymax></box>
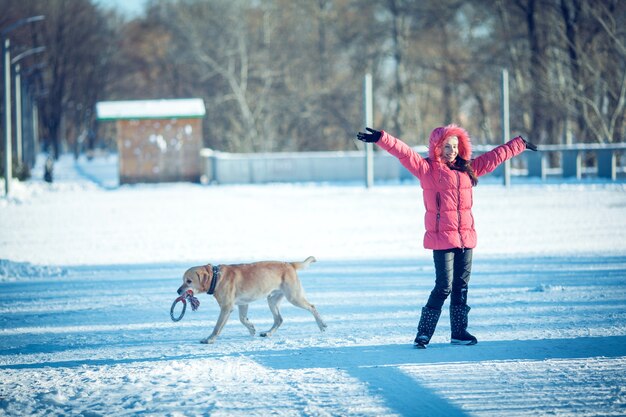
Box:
<box><xmin>414</xmin><ymin>306</ymin><xmax>442</xmax><ymax>349</ymax></box>
<box><xmin>450</xmin><ymin>304</ymin><xmax>477</xmax><ymax>345</ymax></box>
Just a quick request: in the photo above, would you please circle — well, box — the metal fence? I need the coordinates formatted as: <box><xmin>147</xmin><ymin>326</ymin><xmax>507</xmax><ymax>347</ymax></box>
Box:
<box><xmin>521</xmin><ymin>143</ymin><xmax>625</xmax><ymax>181</ymax></box>
<box><xmin>199</xmin><ymin>143</ymin><xmax>626</xmax><ymax>185</ymax></box>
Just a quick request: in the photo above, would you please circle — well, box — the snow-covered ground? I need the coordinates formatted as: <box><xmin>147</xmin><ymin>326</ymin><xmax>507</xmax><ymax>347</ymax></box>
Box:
<box><xmin>1</xmin><ymin>154</ymin><xmax>625</xmax><ymax>416</ymax></box>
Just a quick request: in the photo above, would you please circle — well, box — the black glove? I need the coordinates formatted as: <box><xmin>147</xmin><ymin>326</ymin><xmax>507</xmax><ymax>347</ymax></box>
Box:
<box><xmin>356</xmin><ymin>127</ymin><xmax>382</xmax><ymax>143</ymax></box>
<box><xmin>520</xmin><ymin>136</ymin><xmax>538</xmax><ymax>151</ymax></box>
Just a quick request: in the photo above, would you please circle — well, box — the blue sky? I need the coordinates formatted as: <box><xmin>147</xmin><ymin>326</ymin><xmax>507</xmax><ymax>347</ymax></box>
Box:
<box><xmin>95</xmin><ymin>0</ymin><xmax>147</xmax><ymax>17</ymax></box>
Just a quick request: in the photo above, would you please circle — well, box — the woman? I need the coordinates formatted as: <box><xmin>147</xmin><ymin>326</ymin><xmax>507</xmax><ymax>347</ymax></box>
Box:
<box><xmin>356</xmin><ymin>125</ymin><xmax>537</xmax><ymax>348</ymax></box>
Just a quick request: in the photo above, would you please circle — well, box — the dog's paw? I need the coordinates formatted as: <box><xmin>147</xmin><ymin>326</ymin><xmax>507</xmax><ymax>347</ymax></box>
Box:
<box><xmin>259</xmin><ymin>332</ymin><xmax>270</xmax><ymax>337</ymax></box>
<box><xmin>200</xmin><ymin>338</ymin><xmax>215</xmax><ymax>344</ymax></box>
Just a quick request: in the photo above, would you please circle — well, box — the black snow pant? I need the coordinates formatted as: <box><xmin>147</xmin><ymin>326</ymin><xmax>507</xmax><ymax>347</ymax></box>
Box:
<box><xmin>426</xmin><ymin>248</ymin><xmax>473</xmax><ymax>310</ymax></box>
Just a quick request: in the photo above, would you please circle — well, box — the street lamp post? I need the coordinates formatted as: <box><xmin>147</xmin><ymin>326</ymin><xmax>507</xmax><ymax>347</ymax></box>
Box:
<box><xmin>14</xmin><ymin>63</ymin><xmax>22</xmax><ymax>171</ymax></box>
<box><xmin>2</xmin><ymin>15</ymin><xmax>44</xmax><ymax>197</ymax></box>
<box><xmin>21</xmin><ymin>62</ymin><xmax>46</xmax><ymax>169</ymax></box>
<box><xmin>3</xmin><ymin>38</ymin><xmax>11</xmax><ymax>197</ymax></box>
<box><xmin>11</xmin><ymin>47</ymin><xmax>45</xmax><ymax>174</ymax></box>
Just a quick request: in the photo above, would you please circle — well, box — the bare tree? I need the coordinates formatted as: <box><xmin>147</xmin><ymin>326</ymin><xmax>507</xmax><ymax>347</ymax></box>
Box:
<box><xmin>147</xmin><ymin>0</ymin><xmax>277</xmax><ymax>151</ymax></box>
<box><xmin>560</xmin><ymin>0</ymin><xmax>626</xmax><ymax>143</ymax></box>
<box><xmin>105</xmin><ymin>0</ymin><xmax>626</xmax><ymax>151</ymax></box>
<box><xmin>0</xmin><ymin>0</ymin><xmax>115</xmax><ymax>169</ymax></box>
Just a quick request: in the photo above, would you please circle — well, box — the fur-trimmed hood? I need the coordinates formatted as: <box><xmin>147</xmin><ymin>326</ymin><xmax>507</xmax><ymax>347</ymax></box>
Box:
<box><xmin>428</xmin><ymin>124</ymin><xmax>472</xmax><ymax>162</ymax></box>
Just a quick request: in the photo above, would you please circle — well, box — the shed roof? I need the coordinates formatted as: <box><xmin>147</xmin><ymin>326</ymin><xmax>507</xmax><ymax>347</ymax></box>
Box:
<box><xmin>96</xmin><ymin>98</ymin><xmax>206</xmax><ymax>120</ymax></box>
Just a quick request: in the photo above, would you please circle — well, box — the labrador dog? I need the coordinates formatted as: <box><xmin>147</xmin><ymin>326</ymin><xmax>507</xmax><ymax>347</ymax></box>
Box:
<box><xmin>177</xmin><ymin>256</ymin><xmax>327</xmax><ymax>344</ymax></box>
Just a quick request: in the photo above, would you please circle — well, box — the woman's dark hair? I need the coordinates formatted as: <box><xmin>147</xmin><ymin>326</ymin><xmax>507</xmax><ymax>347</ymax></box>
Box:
<box><xmin>448</xmin><ymin>158</ymin><xmax>478</xmax><ymax>186</ymax></box>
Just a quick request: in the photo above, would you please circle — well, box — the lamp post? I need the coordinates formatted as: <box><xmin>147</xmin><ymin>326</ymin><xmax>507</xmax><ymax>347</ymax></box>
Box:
<box><xmin>2</xmin><ymin>15</ymin><xmax>44</xmax><ymax>197</ymax></box>
<box><xmin>364</xmin><ymin>73</ymin><xmax>374</xmax><ymax>188</ymax></box>
<box><xmin>15</xmin><ymin>63</ymin><xmax>22</xmax><ymax>170</ymax></box>
<box><xmin>501</xmin><ymin>69</ymin><xmax>511</xmax><ymax>188</ymax></box>
<box><xmin>12</xmin><ymin>47</ymin><xmax>45</xmax><ymax>172</ymax></box>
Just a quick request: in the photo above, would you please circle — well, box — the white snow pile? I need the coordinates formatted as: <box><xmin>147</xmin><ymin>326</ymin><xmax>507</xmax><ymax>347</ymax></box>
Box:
<box><xmin>1</xmin><ymin>153</ymin><xmax>625</xmax><ymax>417</ymax></box>
<box><xmin>0</xmin><ymin>259</ymin><xmax>67</xmax><ymax>281</ymax></box>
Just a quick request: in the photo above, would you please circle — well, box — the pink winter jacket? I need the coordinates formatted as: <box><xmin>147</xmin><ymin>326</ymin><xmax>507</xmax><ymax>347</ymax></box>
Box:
<box><xmin>376</xmin><ymin>126</ymin><xmax>526</xmax><ymax>250</ymax></box>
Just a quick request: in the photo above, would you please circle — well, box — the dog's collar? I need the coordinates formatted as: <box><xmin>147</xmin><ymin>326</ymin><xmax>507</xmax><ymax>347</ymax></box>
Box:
<box><xmin>208</xmin><ymin>265</ymin><xmax>220</xmax><ymax>295</ymax></box>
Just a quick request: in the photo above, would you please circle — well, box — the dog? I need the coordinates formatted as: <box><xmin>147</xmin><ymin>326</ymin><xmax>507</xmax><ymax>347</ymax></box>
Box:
<box><xmin>177</xmin><ymin>256</ymin><xmax>327</xmax><ymax>344</ymax></box>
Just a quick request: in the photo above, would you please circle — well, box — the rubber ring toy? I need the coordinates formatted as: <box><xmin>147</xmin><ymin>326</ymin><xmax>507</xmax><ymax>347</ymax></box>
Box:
<box><xmin>170</xmin><ymin>294</ymin><xmax>187</xmax><ymax>322</ymax></box>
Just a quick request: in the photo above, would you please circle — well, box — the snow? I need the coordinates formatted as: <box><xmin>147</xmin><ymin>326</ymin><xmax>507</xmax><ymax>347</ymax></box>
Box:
<box><xmin>96</xmin><ymin>98</ymin><xmax>206</xmax><ymax>120</ymax></box>
<box><xmin>1</xmin><ymin>154</ymin><xmax>625</xmax><ymax>416</ymax></box>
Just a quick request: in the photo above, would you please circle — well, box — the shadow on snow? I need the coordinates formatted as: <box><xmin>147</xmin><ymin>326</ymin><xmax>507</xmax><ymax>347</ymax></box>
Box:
<box><xmin>2</xmin><ymin>336</ymin><xmax>625</xmax><ymax>416</ymax></box>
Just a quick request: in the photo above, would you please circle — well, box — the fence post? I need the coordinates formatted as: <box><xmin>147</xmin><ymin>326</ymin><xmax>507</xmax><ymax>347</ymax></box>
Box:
<box><xmin>526</xmin><ymin>151</ymin><xmax>546</xmax><ymax>179</ymax></box>
<box><xmin>562</xmin><ymin>150</ymin><xmax>581</xmax><ymax>179</ymax></box>
<box><xmin>597</xmin><ymin>149</ymin><xmax>616</xmax><ymax>180</ymax></box>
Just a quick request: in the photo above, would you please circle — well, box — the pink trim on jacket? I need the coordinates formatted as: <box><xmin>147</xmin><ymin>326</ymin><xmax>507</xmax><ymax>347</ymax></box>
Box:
<box><xmin>376</xmin><ymin>128</ymin><xmax>526</xmax><ymax>250</ymax></box>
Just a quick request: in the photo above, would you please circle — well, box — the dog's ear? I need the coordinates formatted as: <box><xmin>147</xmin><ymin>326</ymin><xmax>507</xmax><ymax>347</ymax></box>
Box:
<box><xmin>199</xmin><ymin>266</ymin><xmax>212</xmax><ymax>291</ymax></box>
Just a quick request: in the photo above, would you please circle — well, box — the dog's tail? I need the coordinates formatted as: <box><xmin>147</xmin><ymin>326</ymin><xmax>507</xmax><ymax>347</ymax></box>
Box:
<box><xmin>291</xmin><ymin>256</ymin><xmax>316</xmax><ymax>270</ymax></box>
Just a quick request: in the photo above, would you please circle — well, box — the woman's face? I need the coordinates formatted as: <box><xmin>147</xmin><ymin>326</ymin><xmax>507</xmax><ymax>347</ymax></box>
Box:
<box><xmin>441</xmin><ymin>136</ymin><xmax>459</xmax><ymax>163</ymax></box>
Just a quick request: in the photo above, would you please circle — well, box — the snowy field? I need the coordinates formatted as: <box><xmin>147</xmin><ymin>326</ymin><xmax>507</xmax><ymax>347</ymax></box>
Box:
<box><xmin>1</xmin><ymin>154</ymin><xmax>626</xmax><ymax>416</ymax></box>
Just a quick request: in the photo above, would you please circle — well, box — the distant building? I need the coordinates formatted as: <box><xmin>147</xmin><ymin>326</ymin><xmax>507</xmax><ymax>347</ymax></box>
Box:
<box><xmin>96</xmin><ymin>98</ymin><xmax>206</xmax><ymax>184</ymax></box>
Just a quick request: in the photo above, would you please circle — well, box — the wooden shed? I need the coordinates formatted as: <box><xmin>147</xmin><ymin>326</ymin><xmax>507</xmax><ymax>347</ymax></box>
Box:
<box><xmin>96</xmin><ymin>98</ymin><xmax>206</xmax><ymax>184</ymax></box>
